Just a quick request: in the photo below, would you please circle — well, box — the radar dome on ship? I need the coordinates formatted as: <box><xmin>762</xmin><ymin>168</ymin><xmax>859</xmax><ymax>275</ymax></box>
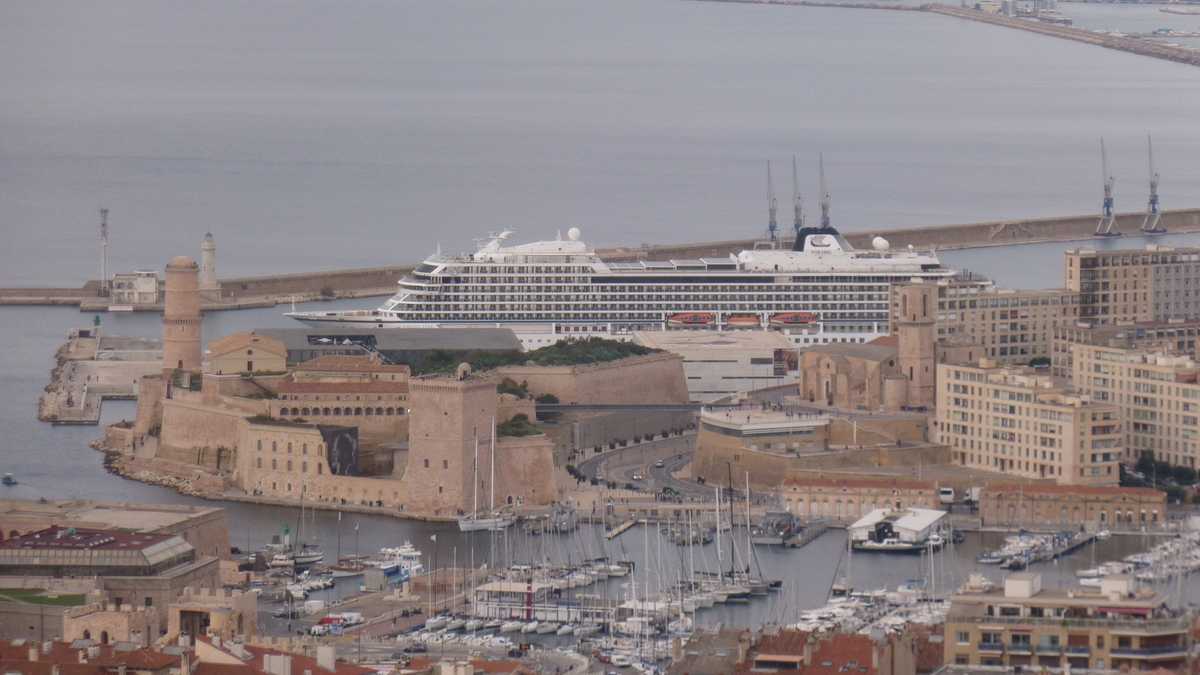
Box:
<box><xmin>567</xmin><ymin>227</ymin><xmax>582</xmax><ymax>241</ymax></box>
<box><xmin>872</xmin><ymin>236</ymin><xmax>890</xmax><ymax>251</ymax></box>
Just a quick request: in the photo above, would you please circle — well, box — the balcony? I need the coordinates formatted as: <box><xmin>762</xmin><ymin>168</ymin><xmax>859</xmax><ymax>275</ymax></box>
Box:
<box><xmin>978</xmin><ymin>642</ymin><xmax>1005</xmax><ymax>653</ymax></box>
<box><xmin>1065</xmin><ymin>646</ymin><xmax>1090</xmax><ymax>656</ymax></box>
<box><xmin>1008</xmin><ymin>643</ymin><xmax>1033</xmax><ymax>655</ymax></box>
<box><xmin>1110</xmin><ymin>645</ymin><xmax>1188</xmax><ymax>659</ymax></box>
<box><xmin>1035</xmin><ymin>644</ymin><xmax>1062</xmax><ymax>655</ymax></box>
<box><xmin>949</xmin><ymin>613</ymin><xmax>1191</xmax><ymax>633</ymax></box>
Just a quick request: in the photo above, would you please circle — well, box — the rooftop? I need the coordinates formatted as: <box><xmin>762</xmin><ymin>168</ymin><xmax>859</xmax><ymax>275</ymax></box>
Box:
<box><xmin>984</xmin><ymin>483</ymin><xmax>1163</xmax><ymax>498</ymax></box>
<box><xmin>294</xmin><ymin>355</ymin><xmax>410</xmax><ymax>374</ymax></box>
<box><xmin>0</xmin><ymin>526</ymin><xmax>172</xmax><ymax>552</ymax></box>
<box><xmin>257</xmin><ymin>327</ymin><xmax>522</xmax><ymax>353</ymax></box>
<box><xmin>783</xmin><ymin>476</ymin><xmax>936</xmax><ymax>491</ymax></box>
<box><xmin>632</xmin><ymin>329</ymin><xmax>794</xmax><ymax>351</ymax></box>
<box><xmin>275</xmin><ymin>380</ymin><xmax>408</xmax><ymax>394</ymax></box>
<box><xmin>849</xmin><ymin>507</ymin><xmax>946</xmax><ymax>533</ymax></box>
<box><xmin>206</xmin><ymin>332</ymin><xmax>287</xmax><ymax>358</ymax></box>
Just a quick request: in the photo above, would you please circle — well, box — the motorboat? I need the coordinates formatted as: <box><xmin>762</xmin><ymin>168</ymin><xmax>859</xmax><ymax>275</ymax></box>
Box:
<box><xmin>499</xmin><ymin>621</ymin><xmax>523</xmax><ymax>633</ymax></box>
<box><xmin>520</xmin><ymin>621</ymin><xmax>540</xmax><ymax>634</ymax></box>
<box><xmin>536</xmin><ymin>622</ymin><xmax>559</xmax><ymax>634</ymax></box>
<box><xmin>556</xmin><ymin>624</ymin><xmax>575</xmax><ymax>636</ymax></box>
<box><xmin>464</xmin><ymin>619</ymin><xmax>484</xmax><ymax>632</ymax></box>
<box><xmin>425</xmin><ymin>616</ymin><xmax>449</xmax><ymax>630</ymax></box>
<box><xmin>445</xmin><ymin>618</ymin><xmax>466</xmax><ymax>631</ymax></box>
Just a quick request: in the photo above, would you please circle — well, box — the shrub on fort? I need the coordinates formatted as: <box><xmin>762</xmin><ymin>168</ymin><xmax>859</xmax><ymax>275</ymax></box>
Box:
<box><xmin>497</xmin><ymin>378</ymin><xmax>529</xmax><ymax>399</ymax></box>
<box><xmin>413</xmin><ymin>339</ymin><xmax>659</xmax><ymax>375</ymax></box>
<box><xmin>497</xmin><ymin>413</ymin><xmax>541</xmax><ymax>437</ymax></box>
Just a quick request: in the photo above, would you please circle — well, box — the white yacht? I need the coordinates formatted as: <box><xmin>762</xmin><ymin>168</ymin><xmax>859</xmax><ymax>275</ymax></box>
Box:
<box><xmin>288</xmin><ymin>189</ymin><xmax>955</xmax><ymax>349</ymax></box>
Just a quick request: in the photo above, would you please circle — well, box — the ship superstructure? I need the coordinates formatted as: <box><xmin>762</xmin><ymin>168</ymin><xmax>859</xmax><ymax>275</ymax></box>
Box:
<box><xmin>289</xmin><ymin>170</ymin><xmax>957</xmax><ymax>349</ymax></box>
<box><xmin>289</xmin><ymin>228</ymin><xmax>952</xmax><ymax>349</ymax></box>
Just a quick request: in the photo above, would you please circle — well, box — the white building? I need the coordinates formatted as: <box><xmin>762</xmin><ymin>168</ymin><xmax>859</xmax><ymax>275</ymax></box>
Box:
<box><xmin>848</xmin><ymin>507</ymin><xmax>947</xmax><ymax>547</ymax></box>
<box><xmin>633</xmin><ymin>330</ymin><xmax>799</xmax><ymax>402</ymax></box>
<box><xmin>109</xmin><ymin>270</ymin><xmax>160</xmax><ymax>306</ymax></box>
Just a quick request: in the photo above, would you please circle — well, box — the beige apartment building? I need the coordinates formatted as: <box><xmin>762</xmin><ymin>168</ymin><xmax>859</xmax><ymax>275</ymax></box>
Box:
<box><xmin>1071</xmin><ymin>342</ymin><xmax>1200</xmax><ymax>468</ymax></box>
<box><xmin>1051</xmin><ymin>317</ymin><xmax>1200</xmax><ymax>378</ymax></box>
<box><xmin>1065</xmin><ymin>244</ymin><xmax>1200</xmax><ymax>325</ymax></box>
<box><xmin>944</xmin><ymin>572</ymin><xmax>1191</xmax><ymax>672</ymax></box>
<box><xmin>891</xmin><ymin>280</ymin><xmax>1079</xmax><ymax>366</ymax></box>
<box><xmin>936</xmin><ymin>360</ymin><xmax>1122</xmax><ymax>485</ymax></box>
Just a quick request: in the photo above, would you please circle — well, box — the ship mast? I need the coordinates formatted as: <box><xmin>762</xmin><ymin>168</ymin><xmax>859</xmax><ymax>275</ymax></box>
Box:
<box><xmin>767</xmin><ymin>161</ymin><xmax>778</xmax><ymax>246</ymax></box>
<box><xmin>792</xmin><ymin>154</ymin><xmax>804</xmax><ymax>237</ymax></box>
<box><xmin>819</xmin><ymin>153</ymin><xmax>832</xmax><ymax>229</ymax></box>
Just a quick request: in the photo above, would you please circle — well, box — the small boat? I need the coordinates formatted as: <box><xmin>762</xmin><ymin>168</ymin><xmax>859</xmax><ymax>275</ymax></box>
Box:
<box><xmin>976</xmin><ymin>552</ymin><xmax>1005</xmax><ymax>565</ymax></box>
<box><xmin>425</xmin><ymin>616</ymin><xmax>449</xmax><ymax>630</ymax></box>
<box><xmin>457</xmin><ymin>514</ymin><xmax>515</xmax><ymax>532</ymax></box>
<box><xmin>556</xmin><ymin>623</ymin><xmax>575</xmax><ymax>636</ymax></box>
<box><xmin>536</xmin><ymin>621</ymin><xmax>559</xmax><ymax>634</ymax></box>
<box><xmin>445</xmin><ymin>618</ymin><xmax>466</xmax><ymax>631</ymax></box>
<box><xmin>769</xmin><ymin>311</ymin><xmax>817</xmax><ymax>327</ymax></box>
<box><xmin>610</xmin><ymin>655</ymin><xmax>633</xmax><ymax>668</ymax></box>
<box><xmin>667</xmin><ymin>312</ymin><xmax>715</xmax><ymax>327</ymax></box>
<box><xmin>1096</xmin><ymin>529</ymin><xmax>1112</xmax><ymax>540</ymax></box>
<box><xmin>725</xmin><ymin>313</ymin><xmax>761</xmax><ymax>328</ymax></box>
<box><xmin>574</xmin><ymin>623</ymin><xmax>602</xmax><ymax>637</ymax></box>
<box><xmin>1</xmin><ymin>473</ymin><xmax>16</xmax><ymax>486</ymax></box>
<box><xmin>484</xmin><ymin>619</ymin><xmax>503</xmax><ymax>630</ymax></box>
<box><xmin>464</xmin><ymin>619</ymin><xmax>484</xmax><ymax>632</ymax></box>
<box><xmin>520</xmin><ymin>621</ymin><xmax>540</xmax><ymax>634</ymax></box>
<box><xmin>499</xmin><ymin>621</ymin><xmax>523</xmax><ymax>633</ymax></box>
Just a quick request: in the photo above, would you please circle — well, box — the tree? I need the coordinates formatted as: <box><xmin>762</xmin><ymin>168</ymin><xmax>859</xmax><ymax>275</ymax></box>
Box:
<box><xmin>1135</xmin><ymin>452</ymin><xmax>1156</xmax><ymax>477</ymax></box>
<box><xmin>1172</xmin><ymin>465</ymin><xmax>1197</xmax><ymax>486</ymax></box>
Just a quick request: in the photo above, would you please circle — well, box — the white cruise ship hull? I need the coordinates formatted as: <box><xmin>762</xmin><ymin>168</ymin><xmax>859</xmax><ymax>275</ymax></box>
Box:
<box><xmin>288</xmin><ymin>226</ymin><xmax>956</xmax><ymax>349</ymax></box>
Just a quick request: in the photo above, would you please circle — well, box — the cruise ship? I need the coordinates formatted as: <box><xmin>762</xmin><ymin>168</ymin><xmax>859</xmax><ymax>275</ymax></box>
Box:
<box><xmin>289</xmin><ymin>232</ymin><xmax>954</xmax><ymax>349</ymax></box>
<box><xmin>288</xmin><ymin>193</ymin><xmax>957</xmax><ymax>349</ymax></box>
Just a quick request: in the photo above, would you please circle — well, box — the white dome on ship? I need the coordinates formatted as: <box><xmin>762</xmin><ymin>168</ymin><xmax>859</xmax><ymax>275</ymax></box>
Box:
<box><xmin>567</xmin><ymin>227</ymin><xmax>582</xmax><ymax>241</ymax></box>
<box><xmin>872</xmin><ymin>236</ymin><xmax>890</xmax><ymax>251</ymax></box>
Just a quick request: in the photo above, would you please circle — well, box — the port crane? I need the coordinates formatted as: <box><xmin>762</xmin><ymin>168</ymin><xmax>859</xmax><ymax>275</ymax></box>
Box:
<box><xmin>1095</xmin><ymin>138</ymin><xmax>1120</xmax><ymax>237</ymax></box>
<box><xmin>819</xmin><ymin>153</ymin><xmax>832</xmax><ymax>229</ymax></box>
<box><xmin>1142</xmin><ymin>134</ymin><xmax>1165</xmax><ymax>234</ymax></box>
<box><xmin>792</xmin><ymin>154</ymin><xmax>804</xmax><ymax>234</ymax></box>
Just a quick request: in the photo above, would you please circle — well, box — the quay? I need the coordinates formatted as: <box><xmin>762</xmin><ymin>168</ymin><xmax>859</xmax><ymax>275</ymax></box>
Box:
<box><xmin>39</xmin><ymin>329</ymin><xmax>161</xmax><ymax>425</ymax></box>
<box><xmin>691</xmin><ymin>0</ymin><xmax>1200</xmax><ymax>70</ymax></box>
<box><xmin>6</xmin><ymin>208</ymin><xmax>1200</xmax><ymax>310</ymax></box>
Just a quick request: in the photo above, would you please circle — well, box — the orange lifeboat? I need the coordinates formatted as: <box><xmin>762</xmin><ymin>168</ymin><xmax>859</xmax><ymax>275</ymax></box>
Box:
<box><xmin>668</xmin><ymin>312</ymin><xmax>716</xmax><ymax>327</ymax></box>
<box><xmin>725</xmin><ymin>314</ymin><xmax>761</xmax><ymax>328</ymax></box>
<box><xmin>770</xmin><ymin>312</ymin><xmax>817</xmax><ymax>327</ymax></box>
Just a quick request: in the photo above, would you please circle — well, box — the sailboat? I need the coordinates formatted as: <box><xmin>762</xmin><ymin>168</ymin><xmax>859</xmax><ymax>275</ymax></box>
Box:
<box><xmin>458</xmin><ymin>417</ymin><xmax>515</xmax><ymax>532</ymax></box>
<box><xmin>269</xmin><ymin>486</ymin><xmax>324</xmax><ymax>567</ymax></box>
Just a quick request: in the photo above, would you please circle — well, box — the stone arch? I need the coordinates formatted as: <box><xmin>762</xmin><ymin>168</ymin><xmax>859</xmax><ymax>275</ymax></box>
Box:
<box><xmin>386</xmin><ymin>407</ymin><xmax>395</xmax><ymax>415</ymax></box>
<box><xmin>322</xmin><ymin>407</ymin><xmax>330</xmax><ymax>415</ymax></box>
<box><xmin>280</xmin><ymin>407</ymin><xmax>290</xmax><ymax>416</ymax></box>
<box><xmin>100</xmin><ymin>631</ymin><xmax>109</xmax><ymax>645</ymax></box>
<box><xmin>375</xmin><ymin>407</ymin><xmax>384</xmax><ymax>415</ymax></box>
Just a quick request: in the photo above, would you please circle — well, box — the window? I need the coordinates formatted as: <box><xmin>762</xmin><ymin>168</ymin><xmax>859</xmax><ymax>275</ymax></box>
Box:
<box><xmin>956</xmin><ymin>631</ymin><xmax>970</xmax><ymax>645</ymax></box>
<box><xmin>144</xmin><ymin>597</ymin><xmax>153</xmax><ymax>607</ymax></box>
<box><xmin>443</xmin><ymin>460</ymin><xmax>449</xmax><ymax>469</ymax></box>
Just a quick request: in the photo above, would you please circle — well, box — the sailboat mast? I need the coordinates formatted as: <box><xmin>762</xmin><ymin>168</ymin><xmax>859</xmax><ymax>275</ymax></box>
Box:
<box><xmin>745</xmin><ymin>471</ymin><xmax>752</xmax><ymax>576</ymax></box>
<box><xmin>726</xmin><ymin>463</ymin><xmax>736</xmax><ymax>580</ymax></box>
<box><xmin>490</xmin><ymin>416</ymin><xmax>497</xmax><ymax>515</ymax></box>
<box><xmin>473</xmin><ymin>430</ymin><xmax>479</xmax><ymax>519</ymax></box>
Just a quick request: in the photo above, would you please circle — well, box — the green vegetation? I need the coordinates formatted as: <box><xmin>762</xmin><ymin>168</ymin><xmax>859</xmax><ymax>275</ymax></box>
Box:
<box><xmin>535</xmin><ymin>393</ymin><xmax>559</xmax><ymax>404</ymax></box>
<box><xmin>497</xmin><ymin>414</ymin><xmax>541</xmax><ymax>437</ymax></box>
<box><xmin>414</xmin><ymin>338</ymin><xmax>659</xmax><ymax>375</ymax></box>
<box><xmin>497</xmin><ymin>378</ymin><xmax>530</xmax><ymax>399</ymax></box>
<box><xmin>246</xmin><ymin>415</ymin><xmax>311</xmax><ymax>428</ymax></box>
<box><xmin>0</xmin><ymin>589</ymin><xmax>87</xmax><ymax>606</ymax></box>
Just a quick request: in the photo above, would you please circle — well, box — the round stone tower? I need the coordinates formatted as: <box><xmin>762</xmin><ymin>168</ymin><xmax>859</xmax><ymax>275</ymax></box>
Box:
<box><xmin>896</xmin><ymin>281</ymin><xmax>937</xmax><ymax>408</ymax></box>
<box><xmin>163</xmin><ymin>256</ymin><xmax>202</xmax><ymax>374</ymax></box>
<box><xmin>199</xmin><ymin>232</ymin><xmax>219</xmax><ymax>299</ymax></box>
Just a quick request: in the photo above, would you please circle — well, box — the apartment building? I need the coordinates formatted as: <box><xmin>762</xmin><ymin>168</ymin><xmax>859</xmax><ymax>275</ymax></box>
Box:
<box><xmin>936</xmin><ymin>361</ymin><xmax>1122</xmax><ymax>485</ymax></box>
<box><xmin>944</xmin><ymin>573</ymin><xmax>1190</xmax><ymax>672</ymax></box>
<box><xmin>891</xmin><ymin>280</ymin><xmax>1079</xmax><ymax>366</ymax></box>
<box><xmin>1051</xmin><ymin>317</ymin><xmax>1200</xmax><ymax>378</ymax></box>
<box><xmin>1071</xmin><ymin>342</ymin><xmax>1200</xmax><ymax>468</ymax></box>
<box><xmin>1065</xmin><ymin>244</ymin><xmax>1200</xmax><ymax>325</ymax></box>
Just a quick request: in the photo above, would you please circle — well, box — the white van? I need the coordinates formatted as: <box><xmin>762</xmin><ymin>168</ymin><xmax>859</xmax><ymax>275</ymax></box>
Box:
<box><xmin>938</xmin><ymin>487</ymin><xmax>955</xmax><ymax>505</ymax></box>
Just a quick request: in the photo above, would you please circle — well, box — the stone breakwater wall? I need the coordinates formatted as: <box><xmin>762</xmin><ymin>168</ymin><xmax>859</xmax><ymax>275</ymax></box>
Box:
<box><xmin>599</xmin><ymin>208</ymin><xmax>1200</xmax><ymax>261</ymax></box>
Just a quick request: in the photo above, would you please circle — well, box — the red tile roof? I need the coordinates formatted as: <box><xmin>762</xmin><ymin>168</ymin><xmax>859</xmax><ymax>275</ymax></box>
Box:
<box><xmin>984</xmin><ymin>483</ymin><xmax>1164</xmax><ymax>498</ymax></box>
<box><xmin>0</xmin><ymin>526</ymin><xmax>173</xmax><ymax>551</ymax></box>
<box><xmin>402</xmin><ymin>657</ymin><xmax>534</xmax><ymax>674</ymax></box>
<box><xmin>0</xmin><ymin>640</ymin><xmax>178</xmax><ymax>672</ymax></box>
<box><xmin>242</xmin><ymin>644</ymin><xmax>376</xmax><ymax>675</ymax></box>
<box><xmin>295</xmin><ymin>356</ymin><xmax>409</xmax><ymax>374</ymax></box>
<box><xmin>275</xmin><ymin>381</ymin><xmax>408</xmax><ymax>395</ymax></box>
<box><xmin>783</xmin><ymin>476</ymin><xmax>935</xmax><ymax>491</ymax></box>
<box><xmin>806</xmin><ymin>634</ymin><xmax>878</xmax><ymax>675</ymax></box>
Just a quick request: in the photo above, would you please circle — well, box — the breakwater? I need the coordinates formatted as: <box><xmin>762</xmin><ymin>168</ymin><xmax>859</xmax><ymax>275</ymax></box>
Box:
<box><xmin>5</xmin><ymin>208</ymin><xmax>1200</xmax><ymax>309</ymax></box>
<box><xmin>693</xmin><ymin>0</ymin><xmax>1200</xmax><ymax>68</ymax></box>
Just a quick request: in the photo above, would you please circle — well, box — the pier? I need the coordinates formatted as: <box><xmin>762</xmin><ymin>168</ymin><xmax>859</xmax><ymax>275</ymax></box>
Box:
<box><xmin>691</xmin><ymin>0</ymin><xmax>1200</xmax><ymax>70</ymax></box>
